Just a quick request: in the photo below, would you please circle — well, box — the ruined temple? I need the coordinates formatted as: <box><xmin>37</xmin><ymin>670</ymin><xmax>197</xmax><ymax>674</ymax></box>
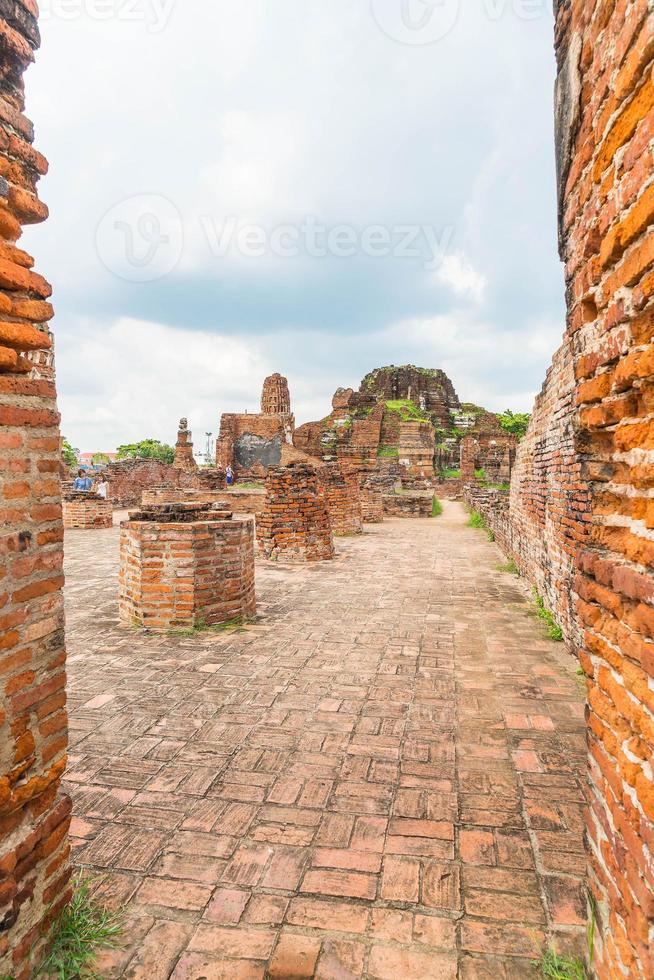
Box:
<box><xmin>215</xmin><ymin>374</ymin><xmax>295</xmax><ymax>479</ymax></box>
<box><xmin>172</xmin><ymin>417</ymin><xmax>197</xmax><ymax>472</ymax></box>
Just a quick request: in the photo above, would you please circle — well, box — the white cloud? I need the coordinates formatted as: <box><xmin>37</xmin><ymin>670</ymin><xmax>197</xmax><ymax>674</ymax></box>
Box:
<box><xmin>435</xmin><ymin>252</ymin><xmax>487</xmax><ymax>302</ymax></box>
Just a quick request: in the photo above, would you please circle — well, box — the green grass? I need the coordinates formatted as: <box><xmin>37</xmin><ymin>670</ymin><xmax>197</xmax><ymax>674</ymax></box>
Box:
<box><xmin>166</xmin><ymin>616</ymin><xmax>253</xmax><ymax>638</ymax></box>
<box><xmin>467</xmin><ymin>511</ymin><xmax>495</xmax><ymax>542</ymax></box>
<box><xmin>432</xmin><ymin>497</ymin><xmax>443</xmax><ymax>517</ymax></box>
<box><xmin>385</xmin><ymin>399</ymin><xmax>430</xmax><ymax>423</ymax></box>
<box><xmin>232</xmin><ymin>482</ymin><xmax>263</xmax><ymax>490</ymax></box>
<box><xmin>38</xmin><ymin>876</ymin><xmax>123</xmax><ymax>980</ymax></box>
<box><xmin>474</xmin><ymin>468</ymin><xmax>486</xmax><ymax>480</ymax></box>
<box><xmin>538</xmin><ymin>948</ymin><xmax>586</xmax><ymax>979</ymax></box>
<box><xmin>497</xmin><ymin>558</ymin><xmax>519</xmax><ymax>575</ymax></box>
<box><xmin>534</xmin><ymin>591</ymin><xmax>564</xmax><ymax>642</ymax></box>
<box><xmin>377</xmin><ymin>446</ymin><xmax>400</xmax><ymax>458</ymax></box>
<box><xmin>440</xmin><ymin>468</ymin><xmax>460</xmax><ymax>479</ymax></box>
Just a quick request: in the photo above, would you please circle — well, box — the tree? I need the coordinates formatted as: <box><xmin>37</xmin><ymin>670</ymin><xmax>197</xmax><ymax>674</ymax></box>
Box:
<box><xmin>61</xmin><ymin>437</ymin><xmax>79</xmax><ymax>469</ymax></box>
<box><xmin>116</xmin><ymin>439</ymin><xmax>175</xmax><ymax>464</ymax></box>
<box><xmin>498</xmin><ymin>410</ymin><xmax>531</xmax><ymax>441</ymax></box>
<box><xmin>93</xmin><ymin>452</ymin><xmax>111</xmax><ymax>466</ymax></box>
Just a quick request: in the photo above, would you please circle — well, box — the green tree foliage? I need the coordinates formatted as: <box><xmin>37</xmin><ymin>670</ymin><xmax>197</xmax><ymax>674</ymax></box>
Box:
<box><xmin>116</xmin><ymin>439</ymin><xmax>175</xmax><ymax>464</ymax></box>
<box><xmin>498</xmin><ymin>409</ymin><xmax>531</xmax><ymax>440</ymax></box>
<box><xmin>61</xmin><ymin>437</ymin><xmax>79</xmax><ymax>469</ymax></box>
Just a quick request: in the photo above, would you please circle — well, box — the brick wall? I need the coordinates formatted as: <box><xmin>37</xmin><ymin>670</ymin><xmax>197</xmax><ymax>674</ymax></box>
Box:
<box><xmin>62</xmin><ymin>493</ymin><xmax>112</xmax><ymax>530</ymax></box>
<box><xmin>553</xmin><ymin>1</ymin><xmax>654</xmax><ymax>974</ymax></box>
<box><xmin>383</xmin><ymin>492</ymin><xmax>434</xmax><ymax>518</ymax></box>
<box><xmin>105</xmin><ymin>460</ymin><xmax>225</xmax><ymax>508</ymax></box>
<box><xmin>216</xmin><ymin>413</ymin><xmax>294</xmax><ymax>479</ymax></box>
<box><xmin>142</xmin><ymin>487</ymin><xmax>266</xmax><ymax>516</ymax></box>
<box><xmin>321</xmin><ymin>463</ymin><xmax>363</xmax><ymax>536</ymax></box>
<box><xmin>508</xmin><ymin>339</ymin><xmax>587</xmax><ymax>646</ymax></box>
<box><xmin>463</xmin><ymin>486</ymin><xmax>512</xmax><ymax>559</ymax></box>
<box><xmin>119</xmin><ymin>505</ymin><xmax>256</xmax><ymax>630</ymax></box>
<box><xmin>257</xmin><ymin>464</ymin><xmax>334</xmax><ymax>562</ymax></box>
<box><xmin>0</xmin><ymin>4</ymin><xmax>71</xmax><ymax>976</ymax></box>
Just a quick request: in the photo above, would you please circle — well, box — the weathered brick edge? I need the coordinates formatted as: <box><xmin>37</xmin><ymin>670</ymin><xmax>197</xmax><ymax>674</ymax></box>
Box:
<box><xmin>0</xmin><ymin>2</ymin><xmax>71</xmax><ymax>977</ymax></box>
<box><xmin>556</xmin><ymin>1</ymin><xmax>654</xmax><ymax>974</ymax></box>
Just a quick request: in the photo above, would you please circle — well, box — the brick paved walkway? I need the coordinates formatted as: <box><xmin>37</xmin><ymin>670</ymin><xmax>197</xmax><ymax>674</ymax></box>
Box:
<box><xmin>63</xmin><ymin>501</ymin><xmax>587</xmax><ymax>979</ymax></box>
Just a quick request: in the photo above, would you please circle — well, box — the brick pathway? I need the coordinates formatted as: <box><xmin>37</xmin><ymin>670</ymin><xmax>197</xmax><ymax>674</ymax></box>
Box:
<box><xmin>63</xmin><ymin>501</ymin><xmax>587</xmax><ymax>979</ymax></box>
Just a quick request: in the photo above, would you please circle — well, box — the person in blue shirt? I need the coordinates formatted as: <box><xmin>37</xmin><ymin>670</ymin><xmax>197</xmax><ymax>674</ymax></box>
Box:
<box><xmin>73</xmin><ymin>469</ymin><xmax>93</xmax><ymax>492</ymax></box>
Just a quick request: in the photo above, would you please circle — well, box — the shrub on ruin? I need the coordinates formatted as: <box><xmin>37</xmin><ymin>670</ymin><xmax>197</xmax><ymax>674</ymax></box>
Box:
<box><xmin>38</xmin><ymin>876</ymin><xmax>123</xmax><ymax>979</ymax></box>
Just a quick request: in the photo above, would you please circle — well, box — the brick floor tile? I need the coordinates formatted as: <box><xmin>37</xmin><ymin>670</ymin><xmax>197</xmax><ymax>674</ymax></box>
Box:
<box><xmin>152</xmin><ymin>853</ymin><xmax>226</xmax><ymax>883</ymax></box>
<box><xmin>312</xmin><ymin>847</ymin><xmax>382</xmax><ymax>873</ymax></box>
<box><xmin>171</xmin><ymin>953</ymin><xmax>265</xmax><ymax>979</ymax></box>
<box><xmin>243</xmin><ymin>894</ymin><xmax>289</xmax><ymax>926</ymax></box>
<box><xmin>203</xmin><ymin>888</ymin><xmax>250</xmax><ymax>924</ymax></box>
<box><xmin>368</xmin><ymin>945</ymin><xmax>457</xmax><ymax>979</ymax></box>
<box><xmin>461</xmin><ymin>921</ymin><xmax>546</xmax><ymax>957</ymax></box>
<box><xmin>286</xmin><ymin>897</ymin><xmax>369</xmax><ymax>933</ymax></box>
<box><xmin>413</xmin><ymin>913</ymin><xmax>456</xmax><ymax>949</ymax></box>
<box><xmin>315</xmin><ymin>938</ymin><xmax>366</xmax><ymax>979</ymax></box>
<box><xmin>381</xmin><ymin>855</ymin><xmax>420</xmax><ymax>902</ymax></box>
<box><xmin>460</xmin><ymin>829</ymin><xmax>495</xmax><ymax>865</ymax></box>
<box><xmin>221</xmin><ymin>844</ymin><xmax>271</xmax><ymax>886</ymax></box>
<box><xmin>121</xmin><ymin>919</ymin><xmax>194</xmax><ymax>979</ymax></box>
<box><xmin>189</xmin><ymin>924</ymin><xmax>276</xmax><ymax>959</ymax></box>
<box><xmin>262</xmin><ymin>846</ymin><xmax>309</xmax><ymax>890</ymax></box>
<box><xmin>268</xmin><ymin>932</ymin><xmax>321</xmax><ymax>979</ymax></box>
<box><xmin>135</xmin><ymin>878</ymin><xmax>213</xmax><ymax>912</ymax></box>
<box><xmin>422</xmin><ymin>862</ymin><xmax>461</xmax><ymax>911</ymax></box>
<box><xmin>370</xmin><ymin>908</ymin><xmax>413</xmax><ymax>942</ymax></box>
<box><xmin>388</xmin><ymin>818</ymin><xmax>454</xmax><ymax>840</ymax></box>
<box><xmin>300</xmin><ymin>869</ymin><xmax>377</xmax><ymax>901</ymax></box>
<box><xmin>350</xmin><ymin>815</ymin><xmax>387</xmax><ymax>851</ymax></box>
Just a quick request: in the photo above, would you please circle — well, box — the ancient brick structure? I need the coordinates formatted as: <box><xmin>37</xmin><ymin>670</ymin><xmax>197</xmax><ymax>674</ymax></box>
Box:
<box><xmin>463</xmin><ymin>485</ymin><xmax>512</xmax><ymax>559</ymax></box>
<box><xmin>105</xmin><ymin>459</ymin><xmax>225</xmax><ymax>509</ymax></box>
<box><xmin>460</xmin><ymin>436</ymin><xmax>478</xmax><ymax>483</ymax></box>
<box><xmin>552</xmin><ymin>3</ymin><xmax>654</xmax><ymax>973</ymax></box>
<box><xmin>172</xmin><ymin>417</ymin><xmax>197</xmax><ymax>473</ymax></box>
<box><xmin>119</xmin><ymin>503</ymin><xmax>256</xmax><ymax>631</ymax></box>
<box><xmin>142</xmin><ymin>486</ymin><xmax>266</xmax><ymax>516</ymax></box>
<box><xmin>0</xmin><ymin>5</ymin><xmax>72</xmax><ymax>976</ymax></box>
<box><xmin>321</xmin><ymin>463</ymin><xmax>363</xmax><ymax>536</ymax></box>
<box><xmin>361</xmin><ymin>364</ymin><xmax>460</xmax><ymax>427</ymax></box>
<box><xmin>261</xmin><ymin>373</ymin><xmax>291</xmax><ymax>414</ymax></box>
<box><xmin>257</xmin><ymin>463</ymin><xmax>334</xmax><ymax>562</ymax></box>
<box><xmin>383</xmin><ymin>492</ymin><xmax>434</xmax><ymax>518</ymax></box>
<box><xmin>62</xmin><ymin>492</ymin><xmax>112</xmax><ymax>530</ymax></box>
<box><xmin>216</xmin><ymin>375</ymin><xmax>295</xmax><ymax>479</ymax></box>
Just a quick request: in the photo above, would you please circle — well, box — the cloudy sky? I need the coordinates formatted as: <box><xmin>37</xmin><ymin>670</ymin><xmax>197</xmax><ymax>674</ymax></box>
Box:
<box><xmin>24</xmin><ymin>0</ymin><xmax>564</xmax><ymax>454</ymax></box>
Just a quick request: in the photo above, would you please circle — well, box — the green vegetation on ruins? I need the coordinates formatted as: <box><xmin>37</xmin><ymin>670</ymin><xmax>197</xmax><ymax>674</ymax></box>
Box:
<box><xmin>533</xmin><ymin>591</ymin><xmax>564</xmax><ymax>642</ymax></box>
<box><xmin>377</xmin><ymin>446</ymin><xmax>400</xmax><ymax>458</ymax></box>
<box><xmin>38</xmin><ymin>876</ymin><xmax>123</xmax><ymax>980</ymax></box>
<box><xmin>384</xmin><ymin>399</ymin><xmax>431</xmax><ymax>423</ymax></box>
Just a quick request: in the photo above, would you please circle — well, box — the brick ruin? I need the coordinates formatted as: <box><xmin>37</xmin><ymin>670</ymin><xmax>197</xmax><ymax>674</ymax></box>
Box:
<box><xmin>104</xmin><ymin>458</ymin><xmax>225</xmax><ymax>509</ymax></box>
<box><xmin>257</xmin><ymin>463</ymin><xmax>335</xmax><ymax>562</ymax></box>
<box><xmin>0</xmin><ymin>4</ymin><xmax>72</xmax><ymax>976</ymax></box>
<box><xmin>119</xmin><ymin>502</ymin><xmax>256</xmax><ymax>631</ymax></box>
<box><xmin>0</xmin><ymin>1</ymin><xmax>653</xmax><ymax>976</ymax></box>
<box><xmin>61</xmin><ymin>492</ymin><xmax>112</xmax><ymax>530</ymax></box>
<box><xmin>216</xmin><ymin>374</ymin><xmax>295</xmax><ymax>480</ymax></box>
<box><xmin>321</xmin><ymin>462</ymin><xmax>363</xmax><ymax>536</ymax></box>
<box><xmin>172</xmin><ymin>417</ymin><xmax>197</xmax><ymax>473</ymax></box>
<box><xmin>294</xmin><ymin>365</ymin><xmax>514</xmax><ymax>488</ymax></box>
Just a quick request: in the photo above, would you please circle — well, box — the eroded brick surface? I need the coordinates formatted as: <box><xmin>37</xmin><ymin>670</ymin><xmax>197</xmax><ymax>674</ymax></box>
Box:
<box><xmin>63</xmin><ymin>503</ymin><xmax>585</xmax><ymax>978</ymax></box>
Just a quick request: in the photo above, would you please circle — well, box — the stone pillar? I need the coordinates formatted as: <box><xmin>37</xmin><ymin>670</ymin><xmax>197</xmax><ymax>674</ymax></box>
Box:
<box><xmin>0</xmin><ymin>5</ymin><xmax>71</xmax><ymax>976</ymax></box>
<box><xmin>62</xmin><ymin>492</ymin><xmax>113</xmax><ymax>529</ymax></box>
<box><xmin>321</xmin><ymin>463</ymin><xmax>363</xmax><ymax>536</ymax></box>
<box><xmin>459</xmin><ymin>436</ymin><xmax>477</xmax><ymax>483</ymax></box>
<box><xmin>261</xmin><ymin>373</ymin><xmax>291</xmax><ymax>414</ymax></box>
<box><xmin>257</xmin><ymin>463</ymin><xmax>334</xmax><ymax>562</ymax></box>
<box><xmin>119</xmin><ymin>503</ymin><xmax>256</xmax><ymax>631</ymax></box>
<box><xmin>555</xmin><ymin>2</ymin><xmax>654</xmax><ymax>975</ymax></box>
<box><xmin>173</xmin><ymin>417</ymin><xmax>197</xmax><ymax>472</ymax></box>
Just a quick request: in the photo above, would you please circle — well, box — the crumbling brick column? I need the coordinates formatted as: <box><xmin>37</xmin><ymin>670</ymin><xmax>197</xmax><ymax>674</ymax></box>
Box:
<box><xmin>0</xmin><ymin>4</ymin><xmax>71</xmax><ymax>976</ymax></box>
<box><xmin>459</xmin><ymin>436</ymin><xmax>477</xmax><ymax>483</ymax></box>
<box><xmin>555</xmin><ymin>1</ymin><xmax>654</xmax><ymax>975</ymax></box>
<box><xmin>172</xmin><ymin>417</ymin><xmax>197</xmax><ymax>472</ymax></box>
<box><xmin>62</xmin><ymin>492</ymin><xmax>112</xmax><ymax>529</ymax></box>
<box><xmin>261</xmin><ymin>373</ymin><xmax>291</xmax><ymax>414</ymax></box>
<box><xmin>321</xmin><ymin>463</ymin><xmax>363</xmax><ymax>536</ymax></box>
<box><xmin>257</xmin><ymin>463</ymin><xmax>334</xmax><ymax>561</ymax></box>
<box><xmin>119</xmin><ymin>503</ymin><xmax>256</xmax><ymax>631</ymax></box>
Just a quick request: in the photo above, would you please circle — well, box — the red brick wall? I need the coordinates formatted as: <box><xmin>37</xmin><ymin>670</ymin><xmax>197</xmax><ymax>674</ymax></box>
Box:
<box><xmin>321</xmin><ymin>463</ymin><xmax>363</xmax><ymax>536</ymax></box>
<box><xmin>257</xmin><ymin>464</ymin><xmax>334</xmax><ymax>562</ymax></box>
<box><xmin>0</xmin><ymin>4</ymin><xmax>71</xmax><ymax>976</ymax></box>
<box><xmin>508</xmin><ymin>339</ymin><xmax>588</xmax><ymax>646</ymax></box>
<box><xmin>383</xmin><ymin>492</ymin><xmax>433</xmax><ymax>518</ymax></box>
<box><xmin>216</xmin><ymin>413</ymin><xmax>294</xmax><ymax>478</ymax></box>
<box><xmin>119</xmin><ymin>512</ymin><xmax>256</xmax><ymax>630</ymax></box>
<box><xmin>62</xmin><ymin>493</ymin><xmax>112</xmax><ymax>530</ymax></box>
<box><xmin>555</xmin><ymin>1</ymin><xmax>654</xmax><ymax>974</ymax></box>
<box><xmin>105</xmin><ymin>460</ymin><xmax>224</xmax><ymax>508</ymax></box>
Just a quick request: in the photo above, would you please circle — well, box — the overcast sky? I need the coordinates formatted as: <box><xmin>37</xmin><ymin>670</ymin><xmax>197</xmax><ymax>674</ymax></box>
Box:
<box><xmin>24</xmin><ymin>0</ymin><xmax>564</xmax><ymax>453</ymax></box>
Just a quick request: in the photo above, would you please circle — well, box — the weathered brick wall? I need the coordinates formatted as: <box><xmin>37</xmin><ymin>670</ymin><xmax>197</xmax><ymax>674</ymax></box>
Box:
<box><xmin>260</xmin><ymin>373</ymin><xmax>291</xmax><ymax>414</ymax></box>
<box><xmin>105</xmin><ymin>460</ymin><xmax>224</xmax><ymax>508</ymax></box>
<box><xmin>119</xmin><ymin>506</ymin><xmax>256</xmax><ymax>630</ymax></box>
<box><xmin>460</xmin><ymin>436</ymin><xmax>477</xmax><ymax>482</ymax></box>
<box><xmin>321</xmin><ymin>463</ymin><xmax>363</xmax><ymax>536</ymax></box>
<box><xmin>383</xmin><ymin>492</ymin><xmax>433</xmax><ymax>518</ymax></box>
<box><xmin>142</xmin><ymin>487</ymin><xmax>266</xmax><ymax>516</ymax></box>
<box><xmin>216</xmin><ymin>413</ymin><xmax>294</xmax><ymax>479</ymax></box>
<box><xmin>0</xmin><ymin>4</ymin><xmax>71</xmax><ymax>976</ymax></box>
<box><xmin>62</xmin><ymin>493</ymin><xmax>112</xmax><ymax>530</ymax></box>
<box><xmin>463</xmin><ymin>485</ymin><xmax>512</xmax><ymax>559</ymax></box>
<box><xmin>257</xmin><ymin>463</ymin><xmax>334</xmax><ymax>562</ymax></box>
<box><xmin>508</xmin><ymin>339</ymin><xmax>587</xmax><ymax>646</ymax></box>
<box><xmin>554</xmin><ymin>2</ymin><xmax>654</xmax><ymax>974</ymax></box>
<box><xmin>172</xmin><ymin>418</ymin><xmax>197</xmax><ymax>472</ymax></box>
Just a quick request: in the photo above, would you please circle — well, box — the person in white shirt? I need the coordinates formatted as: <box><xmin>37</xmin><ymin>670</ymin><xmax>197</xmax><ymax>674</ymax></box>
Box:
<box><xmin>95</xmin><ymin>474</ymin><xmax>109</xmax><ymax>499</ymax></box>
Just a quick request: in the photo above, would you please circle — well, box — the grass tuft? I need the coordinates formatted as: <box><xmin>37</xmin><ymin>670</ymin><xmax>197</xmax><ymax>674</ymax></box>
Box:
<box><xmin>38</xmin><ymin>876</ymin><xmax>123</xmax><ymax>980</ymax></box>
<box><xmin>431</xmin><ymin>497</ymin><xmax>443</xmax><ymax>517</ymax></box>
<box><xmin>166</xmin><ymin>615</ymin><xmax>253</xmax><ymax>638</ymax></box>
<box><xmin>538</xmin><ymin>947</ymin><xmax>586</xmax><ymax>979</ymax></box>
<box><xmin>533</xmin><ymin>591</ymin><xmax>564</xmax><ymax>642</ymax></box>
<box><xmin>467</xmin><ymin>511</ymin><xmax>495</xmax><ymax>541</ymax></box>
<box><xmin>497</xmin><ymin>559</ymin><xmax>519</xmax><ymax>575</ymax></box>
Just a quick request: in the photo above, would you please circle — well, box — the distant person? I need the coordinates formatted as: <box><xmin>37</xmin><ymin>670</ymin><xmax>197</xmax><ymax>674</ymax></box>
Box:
<box><xmin>226</xmin><ymin>465</ymin><xmax>234</xmax><ymax>487</ymax></box>
<box><xmin>73</xmin><ymin>469</ymin><xmax>93</xmax><ymax>492</ymax></box>
<box><xmin>96</xmin><ymin>474</ymin><xmax>109</xmax><ymax>500</ymax></box>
